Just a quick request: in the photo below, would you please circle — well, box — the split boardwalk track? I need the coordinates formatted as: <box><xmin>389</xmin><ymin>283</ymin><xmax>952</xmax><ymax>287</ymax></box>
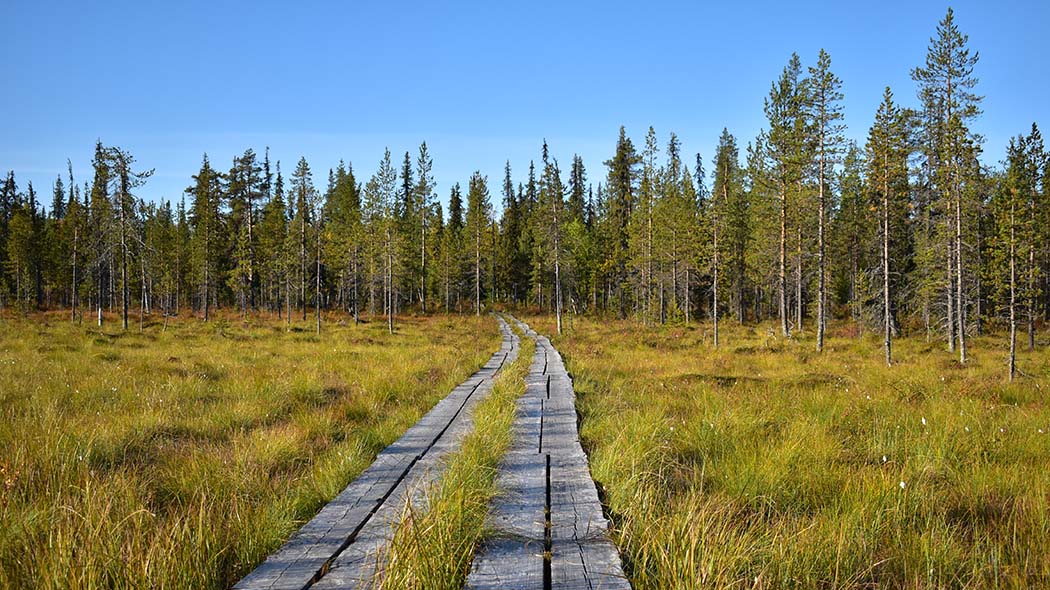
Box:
<box><xmin>466</xmin><ymin>318</ymin><xmax>630</xmax><ymax>590</ymax></box>
<box><xmin>235</xmin><ymin>315</ymin><xmax>629</xmax><ymax>590</ymax></box>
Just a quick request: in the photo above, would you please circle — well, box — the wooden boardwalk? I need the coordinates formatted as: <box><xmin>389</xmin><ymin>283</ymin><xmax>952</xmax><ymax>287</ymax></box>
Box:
<box><xmin>234</xmin><ymin>317</ymin><xmax>520</xmax><ymax>590</ymax></box>
<box><xmin>466</xmin><ymin>318</ymin><xmax>630</xmax><ymax>590</ymax></box>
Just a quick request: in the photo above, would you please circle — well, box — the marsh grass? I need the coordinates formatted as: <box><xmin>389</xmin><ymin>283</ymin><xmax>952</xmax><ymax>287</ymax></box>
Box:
<box><xmin>0</xmin><ymin>312</ymin><xmax>498</xmax><ymax>589</ymax></box>
<box><xmin>376</xmin><ymin>328</ymin><xmax>535</xmax><ymax>590</ymax></box>
<box><xmin>530</xmin><ymin>316</ymin><xmax>1050</xmax><ymax>589</ymax></box>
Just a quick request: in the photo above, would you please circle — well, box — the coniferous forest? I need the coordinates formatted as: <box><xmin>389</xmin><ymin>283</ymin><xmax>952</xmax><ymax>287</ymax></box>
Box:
<box><xmin>0</xmin><ymin>9</ymin><xmax>1046</xmax><ymax>371</ymax></box>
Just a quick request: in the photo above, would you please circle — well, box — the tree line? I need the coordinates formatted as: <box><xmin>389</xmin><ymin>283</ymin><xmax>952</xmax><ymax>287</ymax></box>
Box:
<box><xmin>0</xmin><ymin>10</ymin><xmax>1046</xmax><ymax>373</ymax></box>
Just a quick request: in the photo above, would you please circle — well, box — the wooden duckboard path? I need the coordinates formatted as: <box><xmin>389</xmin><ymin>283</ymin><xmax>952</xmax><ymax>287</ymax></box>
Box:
<box><xmin>466</xmin><ymin>317</ymin><xmax>630</xmax><ymax>590</ymax></box>
<box><xmin>235</xmin><ymin>317</ymin><xmax>520</xmax><ymax>590</ymax></box>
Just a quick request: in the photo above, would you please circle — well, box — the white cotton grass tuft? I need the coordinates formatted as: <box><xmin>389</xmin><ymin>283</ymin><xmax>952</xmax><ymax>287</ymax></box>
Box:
<box><xmin>899</xmin><ymin>481</ymin><xmax>906</xmax><ymax>489</ymax></box>
<box><xmin>921</xmin><ymin>417</ymin><xmax>927</xmax><ymax>426</ymax></box>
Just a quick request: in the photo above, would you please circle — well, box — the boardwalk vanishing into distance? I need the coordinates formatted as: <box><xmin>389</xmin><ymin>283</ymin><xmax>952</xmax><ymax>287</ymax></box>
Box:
<box><xmin>235</xmin><ymin>315</ymin><xmax>628</xmax><ymax>589</ymax></box>
<box><xmin>235</xmin><ymin>317</ymin><xmax>520</xmax><ymax>590</ymax></box>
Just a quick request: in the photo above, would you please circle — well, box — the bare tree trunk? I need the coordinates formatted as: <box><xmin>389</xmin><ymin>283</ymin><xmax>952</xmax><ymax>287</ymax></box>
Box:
<box><xmin>713</xmin><ymin>232</ymin><xmax>720</xmax><ymax>349</ymax></box>
<box><xmin>1009</xmin><ymin>199</ymin><xmax>1017</xmax><ymax>381</ymax></box>
<box><xmin>387</xmin><ymin>229</ymin><xmax>394</xmax><ymax>334</ymax></box>
<box><xmin>248</xmin><ymin>191</ymin><xmax>255</xmax><ymax>310</ymax></box>
<box><xmin>646</xmin><ymin>195</ymin><xmax>653</xmax><ymax>327</ymax></box>
<box><xmin>955</xmin><ymin>182</ymin><xmax>967</xmax><ymax>363</ymax></box>
<box><xmin>1029</xmin><ymin>229</ymin><xmax>1036</xmax><ymax>351</ymax></box>
<box><xmin>352</xmin><ymin>247</ymin><xmax>360</xmax><ymax>324</ymax></box>
<box><xmin>883</xmin><ymin>165</ymin><xmax>892</xmax><ymax>366</ymax></box>
<box><xmin>947</xmin><ymin>240</ymin><xmax>956</xmax><ymax>352</ymax></box>
<box><xmin>795</xmin><ymin>221</ymin><xmax>803</xmax><ymax>332</ymax></box>
<box><xmin>119</xmin><ymin>181</ymin><xmax>129</xmax><ymax>331</ymax></box>
<box><xmin>71</xmin><ymin>227</ymin><xmax>78</xmax><ymax>323</ymax></box>
<box><xmin>204</xmin><ymin>267</ymin><xmax>210</xmax><ymax>322</ymax></box>
<box><xmin>316</xmin><ymin>222</ymin><xmax>322</xmax><ymax>334</ymax></box>
<box><xmin>421</xmin><ymin>209</ymin><xmax>427</xmax><ymax>314</ymax></box>
<box><xmin>779</xmin><ymin>183</ymin><xmax>789</xmax><ymax>337</ymax></box>
<box><xmin>301</xmin><ymin>213</ymin><xmax>307</xmax><ymax>322</ymax></box>
<box><xmin>475</xmin><ymin>228</ymin><xmax>481</xmax><ymax>316</ymax></box>
<box><xmin>684</xmin><ymin>268</ymin><xmax>690</xmax><ymax>324</ymax></box>
<box><xmin>554</xmin><ymin>202</ymin><xmax>563</xmax><ymax>335</ymax></box>
<box><xmin>817</xmin><ymin>140</ymin><xmax>827</xmax><ymax>352</ymax></box>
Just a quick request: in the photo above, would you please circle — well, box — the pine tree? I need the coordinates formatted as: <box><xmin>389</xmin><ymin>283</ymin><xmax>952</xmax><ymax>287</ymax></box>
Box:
<box><xmin>912</xmin><ymin>7</ymin><xmax>983</xmax><ymax>363</ymax></box>
<box><xmin>807</xmin><ymin>49</ymin><xmax>846</xmax><ymax>351</ymax></box>
<box><xmin>365</xmin><ymin>149</ymin><xmax>399</xmax><ymax>333</ymax></box>
<box><xmin>764</xmin><ymin>54</ymin><xmax>810</xmax><ymax>336</ymax></box>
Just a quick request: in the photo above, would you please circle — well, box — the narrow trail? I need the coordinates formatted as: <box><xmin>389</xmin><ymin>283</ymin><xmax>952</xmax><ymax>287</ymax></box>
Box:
<box><xmin>235</xmin><ymin>317</ymin><xmax>520</xmax><ymax>590</ymax></box>
<box><xmin>466</xmin><ymin>317</ymin><xmax>630</xmax><ymax>590</ymax></box>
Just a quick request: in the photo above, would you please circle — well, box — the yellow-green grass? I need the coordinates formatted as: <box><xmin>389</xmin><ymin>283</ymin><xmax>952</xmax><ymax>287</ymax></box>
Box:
<box><xmin>528</xmin><ymin>316</ymin><xmax>1050</xmax><ymax>589</ymax></box>
<box><xmin>0</xmin><ymin>312</ymin><xmax>499</xmax><ymax>590</ymax></box>
<box><xmin>377</xmin><ymin>326</ymin><xmax>535</xmax><ymax>590</ymax></box>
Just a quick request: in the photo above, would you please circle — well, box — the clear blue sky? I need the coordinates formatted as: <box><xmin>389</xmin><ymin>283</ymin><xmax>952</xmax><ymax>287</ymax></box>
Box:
<box><xmin>3</xmin><ymin>0</ymin><xmax>1048</xmax><ymax>209</ymax></box>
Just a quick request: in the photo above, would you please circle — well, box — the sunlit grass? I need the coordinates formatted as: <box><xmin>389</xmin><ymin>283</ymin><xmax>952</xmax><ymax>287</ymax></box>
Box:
<box><xmin>377</xmin><ymin>325</ymin><xmax>535</xmax><ymax>590</ymax></box>
<box><xmin>530</xmin><ymin>316</ymin><xmax>1050</xmax><ymax>589</ymax></box>
<box><xmin>0</xmin><ymin>312</ymin><xmax>498</xmax><ymax>590</ymax></box>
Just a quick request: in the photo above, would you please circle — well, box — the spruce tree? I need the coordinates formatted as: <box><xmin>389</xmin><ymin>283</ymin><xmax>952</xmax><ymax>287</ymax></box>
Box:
<box><xmin>603</xmin><ymin>126</ymin><xmax>640</xmax><ymax>317</ymax></box>
<box><xmin>415</xmin><ymin>143</ymin><xmax>434</xmax><ymax>313</ymax></box>
<box><xmin>464</xmin><ymin>171</ymin><xmax>491</xmax><ymax>315</ymax></box>
<box><xmin>290</xmin><ymin>157</ymin><xmax>315</xmax><ymax>321</ymax></box>
<box><xmin>866</xmin><ymin>87</ymin><xmax>912</xmax><ymax>365</ymax></box>
<box><xmin>187</xmin><ymin>154</ymin><xmax>223</xmax><ymax>321</ymax></box>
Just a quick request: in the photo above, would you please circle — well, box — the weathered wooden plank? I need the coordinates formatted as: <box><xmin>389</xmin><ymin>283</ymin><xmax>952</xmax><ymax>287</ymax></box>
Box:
<box><xmin>551</xmin><ymin>540</ymin><xmax>632</xmax><ymax>590</ymax></box>
<box><xmin>465</xmin><ymin>537</ymin><xmax>545</xmax><ymax>590</ymax></box>
<box><xmin>549</xmin><ymin>454</ymin><xmax>608</xmax><ymax>543</ymax></box>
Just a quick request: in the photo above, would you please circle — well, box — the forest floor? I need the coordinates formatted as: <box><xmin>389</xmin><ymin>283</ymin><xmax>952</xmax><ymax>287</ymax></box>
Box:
<box><xmin>0</xmin><ymin>311</ymin><xmax>498</xmax><ymax>589</ymax></box>
<box><xmin>527</xmin><ymin>315</ymin><xmax>1050</xmax><ymax>589</ymax></box>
